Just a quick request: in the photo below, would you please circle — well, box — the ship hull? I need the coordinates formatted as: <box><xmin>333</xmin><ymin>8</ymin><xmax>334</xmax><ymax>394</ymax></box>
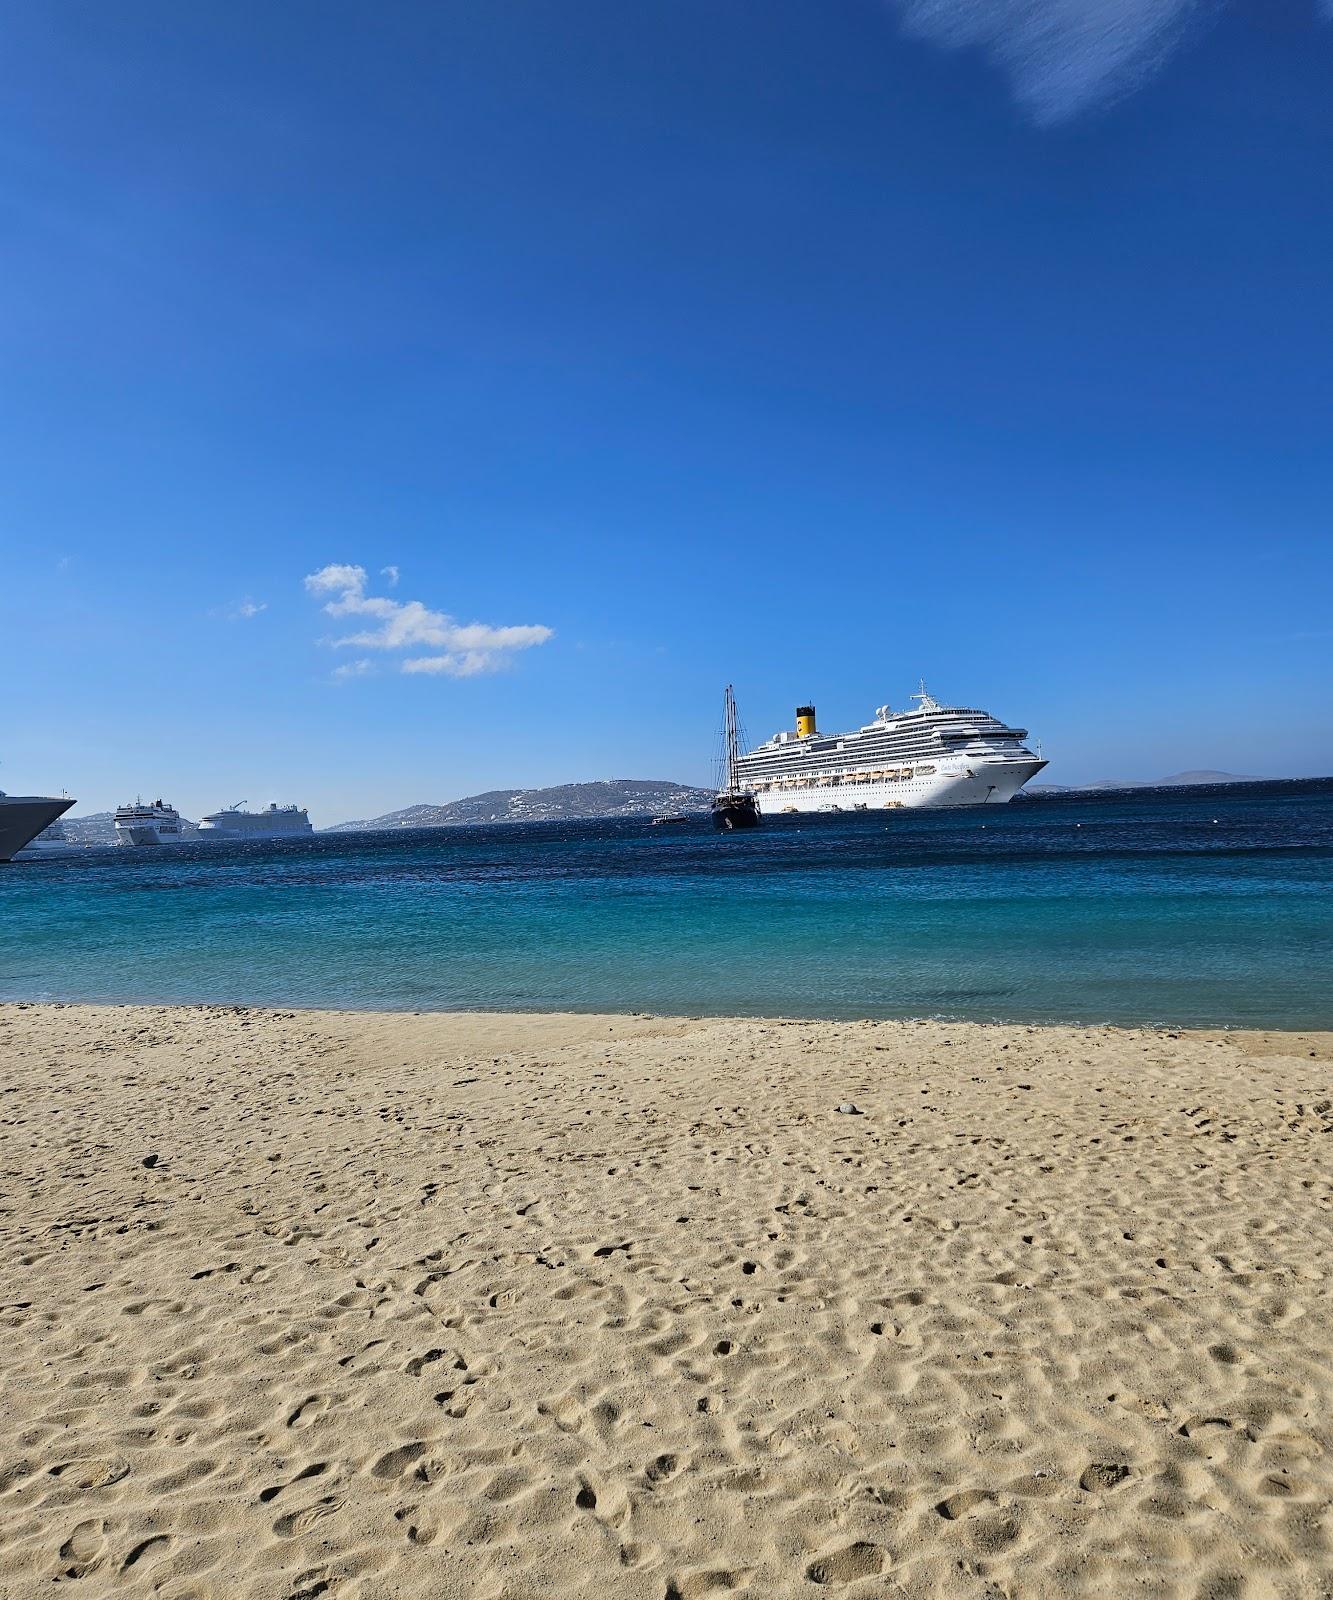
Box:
<box><xmin>116</xmin><ymin>827</ymin><xmax>179</xmax><ymax>846</ymax></box>
<box><xmin>197</xmin><ymin>826</ymin><xmax>312</xmax><ymax>841</ymax></box>
<box><xmin>758</xmin><ymin>757</ymin><xmax>1046</xmax><ymax>815</ymax></box>
<box><xmin>0</xmin><ymin>797</ymin><xmax>75</xmax><ymax>863</ymax></box>
<box><xmin>712</xmin><ymin>793</ymin><xmax>762</xmax><ymax>830</ymax></box>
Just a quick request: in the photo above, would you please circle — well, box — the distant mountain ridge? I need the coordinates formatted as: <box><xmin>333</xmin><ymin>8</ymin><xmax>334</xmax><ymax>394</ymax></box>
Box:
<box><xmin>1028</xmin><ymin>770</ymin><xmax>1269</xmax><ymax>794</ymax></box>
<box><xmin>327</xmin><ymin>779</ymin><xmax>714</xmax><ymax>832</ymax></box>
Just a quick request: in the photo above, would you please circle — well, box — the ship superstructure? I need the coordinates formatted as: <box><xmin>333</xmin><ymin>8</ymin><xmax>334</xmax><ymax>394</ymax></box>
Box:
<box><xmin>197</xmin><ymin>802</ymin><xmax>313</xmax><ymax>840</ymax></box>
<box><xmin>736</xmin><ymin>686</ymin><xmax>1046</xmax><ymax>812</ymax></box>
<box><xmin>114</xmin><ymin>798</ymin><xmax>183</xmax><ymax>846</ymax></box>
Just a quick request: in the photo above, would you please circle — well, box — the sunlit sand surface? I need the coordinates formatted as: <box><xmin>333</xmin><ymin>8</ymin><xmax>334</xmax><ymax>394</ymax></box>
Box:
<box><xmin>2</xmin><ymin>1004</ymin><xmax>1330</xmax><ymax>1598</ymax></box>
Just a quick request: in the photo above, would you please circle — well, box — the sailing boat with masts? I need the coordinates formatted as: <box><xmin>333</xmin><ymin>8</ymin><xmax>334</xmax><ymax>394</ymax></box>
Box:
<box><xmin>713</xmin><ymin>685</ymin><xmax>761</xmax><ymax>831</ymax></box>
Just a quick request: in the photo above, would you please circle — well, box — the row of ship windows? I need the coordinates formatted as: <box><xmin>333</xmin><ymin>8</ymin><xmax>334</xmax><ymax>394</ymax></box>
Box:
<box><xmin>752</xmin><ymin>766</ymin><xmax>937</xmax><ymax>792</ymax></box>
<box><xmin>743</xmin><ymin>737</ymin><xmax>1016</xmax><ymax>770</ymax></box>
<box><xmin>741</xmin><ymin>756</ymin><xmax>946</xmax><ymax>777</ymax></box>
<box><xmin>746</xmin><ymin>746</ymin><xmax>942</xmax><ymax>766</ymax></box>
<box><xmin>752</xmin><ymin>732</ymin><xmax>1010</xmax><ymax>760</ymax></box>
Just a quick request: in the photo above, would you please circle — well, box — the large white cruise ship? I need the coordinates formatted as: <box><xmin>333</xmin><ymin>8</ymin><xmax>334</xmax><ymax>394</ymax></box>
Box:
<box><xmin>197</xmin><ymin>802</ymin><xmax>313</xmax><ymax>840</ymax></box>
<box><xmin>735</xmin><ymin>686</ymin><xmax>1046</xmax><ymax>812</ymax></box>
<box><xmin>115</xmin><ymin>799</ymin><xmax>184</xmax><ymax>846</ymax></box>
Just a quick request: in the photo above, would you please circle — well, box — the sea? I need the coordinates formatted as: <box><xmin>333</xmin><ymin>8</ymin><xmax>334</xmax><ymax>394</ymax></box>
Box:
<box><xmin>3</xmin><ymin>779</ymin><xmax>1331</xmax><ymax>1030</ymax></box>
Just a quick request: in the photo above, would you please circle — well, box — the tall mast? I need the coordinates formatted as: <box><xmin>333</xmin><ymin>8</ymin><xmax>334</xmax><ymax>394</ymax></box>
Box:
<box><xmin>724</xmin><ymin>684</ymin><xmax>740</xmax><ymax>793</ymax></box>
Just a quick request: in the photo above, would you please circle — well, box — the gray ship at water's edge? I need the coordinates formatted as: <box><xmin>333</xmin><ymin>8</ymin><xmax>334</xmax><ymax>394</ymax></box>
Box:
<box><xmin>0</xmin><ymin>792</ymin><xmax>76</xmax><ymax>863</ymax></box>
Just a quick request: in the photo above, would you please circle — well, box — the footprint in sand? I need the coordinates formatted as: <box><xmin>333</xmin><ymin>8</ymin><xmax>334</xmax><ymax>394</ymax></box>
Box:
<box><xmin>56</xmin><ymin>1518</ymin><xmax>106</xmax><ymax>1579</ymax></box>
<box><xmin>0</xmin><ymin>1461</ymin><xmax>36</xmax><ymax>1494</ymax></box>
<box><xmin>1079</xmin><ymin>1463</ymin><xmax>1132</xmax><ymax>1492</ymax></box>
<box><xmin>50</xmin><ymin>1455</ymin><xmax>130</xmax><ymax>1489</ymax></box>
<box><xmin>1179</xmin><ymin>1415</ymin><xmax>1252</xmax><ymax>1440</ymax></box>
<box><xmin>481</xmin><ymin>1465</ymin><xmax>532</xmax><ymax>1503</ymax></box>
<box><xmin>645</xmin><ymin>1452</ymin><xmax>684</xmax><ymax>1486</ymax></box>
<box><xmin>259</xmin><ymin>1463</ymin><xmax>329</xmax><ymax>1503</ymax></box>
<box><xmin>120</xmin><ymin>1534</ymin><xmax>173</xmax><ymax>1573</ymax></box>
<box><xmin>936</xmin><ymin>1489</ymin><xmax>998</xmax><ymax>1519</ymax></box>
<box><xmin>338</xmin><ymin>1339</ymin><xmax>387</xmax><ymax>1372</ymax></box>
<box><xmin>370</xmin><ymin>1442</ymin><xmax>428</xmax><ymax>1480</ymax></box>
<box><xmin>286</xmin><ymin>1394</ymin><xmax>332</xmax><ymax>1429</ymax></box>
<box><xmin>406</xmin><ymin>1347</ymin><xmax>466</xmax><ymax>1378</ymax></box>
<box><xmin>272</xmin><ymin>1496</ymin><xmax>343</xmax><ymax>1538</ymax></box>
<box><xmin>804</xmin><ymin>1542</ymin><xmax>885</xmax><ymax>1585</ymax></box>
<box><xmin>1008</xmin><ymin>1471</ymin><xmax>1061</xmax><ymax>1499</ymax></box>
<box><xmin>171</xmin><ymin>1396</ymin><xmax>222</xmax><ymax>1422</ymax></box>
<box><xmin>575</xmin><ymin>1476</ymin><xmax>629</xmax><ymax>1527</ymax></box>
<box><xmin>289</xmin><ymin>1565</ymin><xmax>334</xmax><ymax>1600</ymax></box>
<box><xmin>537</xmin><ymin>1394</ymin><xmax>585</xmax><ymax>1434</ymax></box>
<box><xmin>666</xmin><ymin>1567</ymin><xmax>754</xmax><ymax>1598</ymax></box>
<box><xmin>394</xmin><ymin>1504</ymin><xmax>441</xmax><ymax>1545</ymax></box>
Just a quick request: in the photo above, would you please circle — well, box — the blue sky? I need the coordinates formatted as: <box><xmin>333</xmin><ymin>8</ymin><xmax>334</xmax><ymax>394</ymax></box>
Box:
<box><xmin>3</xmin><ymin>0</ymin><xmax>1331</xmax><ymax>822</ymax></box>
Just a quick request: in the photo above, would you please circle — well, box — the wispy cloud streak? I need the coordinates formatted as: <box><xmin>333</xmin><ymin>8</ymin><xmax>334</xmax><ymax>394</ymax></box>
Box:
<box><xmin>886</xmin><ymin>0</ymin><xmax>1211</xmax><ymax>123</ymax></box>
<box><xmin>214</xmin><ymin>596</ymin><xmax>267</xmax><ymax>620</ymax></box>
<box><xmin>304</xmin><ymin>564</ymin><xmax>552</xmax><ymax>679</ymax></box>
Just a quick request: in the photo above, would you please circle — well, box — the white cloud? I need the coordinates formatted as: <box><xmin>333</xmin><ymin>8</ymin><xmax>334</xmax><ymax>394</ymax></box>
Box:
<box><xmin>380</xmin><ymin>564</ymin><xmax>400</xmax><ymax>587</ymax></box>
<box><xmin>304</xmin><ymin>563</ymin><xmax>553</xmax><ymax>679</ymax></box>
<box><xmin>332</xmin><ymin>658</ymin><xmax>376</xmax><ymax>680</ymax></box>
<box><xmin>214</xmin><ymin>596</ymin><xmax>268</xmax><ymax>620</ymax></box>
<box><xmin>305</xmin><ymin>563</ymin><xmax>368</xmax><ymax>597</ymax></box>
<box><xmin>885</xmin><ymin>0</ymin><xmax>1212</xmax><ymax>123</ymax></box>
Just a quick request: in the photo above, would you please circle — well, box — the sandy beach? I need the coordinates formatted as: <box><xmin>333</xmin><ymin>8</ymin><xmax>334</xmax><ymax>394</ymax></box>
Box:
<box><xmin>1</xmin><ymin>1003</ymin><xmax>1330</xmax><ymax>1599</ymax></box>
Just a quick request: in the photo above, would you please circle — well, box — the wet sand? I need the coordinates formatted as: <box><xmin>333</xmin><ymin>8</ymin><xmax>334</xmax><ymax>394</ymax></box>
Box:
<box><xmin>1</xmin><ymin>1003</ymin><xmax>1330</xmax><ymax>1598</ymax></box>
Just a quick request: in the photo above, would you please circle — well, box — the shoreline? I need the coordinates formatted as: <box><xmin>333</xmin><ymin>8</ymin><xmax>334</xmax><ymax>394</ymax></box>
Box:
<box><xmin>3</xmin><ymin>1003</ymin><xmax>1330</xmax><ymax>1596</ymax></box>
<box><xmin>5</xmin><ymin>998</ymin><xmax>1333</xmax><ymax>1040</ymax></box>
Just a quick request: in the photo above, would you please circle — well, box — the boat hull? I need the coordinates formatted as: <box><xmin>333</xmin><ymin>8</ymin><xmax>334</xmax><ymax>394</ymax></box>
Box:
<box><xmin>0</xmin><ymin>797</ymin><xmax>75</xmax><ymax>863</ymax></box>
<box><xmin>196</xmin><ymin>826</ymin><xmax>312</xmax><ymax>841</ymax></box>
<box><xmin>116</xmin><ymin>826</ymin><xmax>181</xmax><ymax>846</ymax></box>
<box><xmin>712</xmin><ymin>793</ymin><xmax>762</xmax><ymax>831</ymax></box>
<box><xmin>759</xmin><ymin>758</ymin><xmax>1046</xmax><ymax>814</ymax></box>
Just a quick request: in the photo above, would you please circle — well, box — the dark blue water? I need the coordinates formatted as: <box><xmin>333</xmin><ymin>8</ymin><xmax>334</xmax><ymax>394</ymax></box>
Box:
<box><xmin>3</xmin><ymin>780</ymin><xmax>1331</xmax><ymax>1028</ymax></box>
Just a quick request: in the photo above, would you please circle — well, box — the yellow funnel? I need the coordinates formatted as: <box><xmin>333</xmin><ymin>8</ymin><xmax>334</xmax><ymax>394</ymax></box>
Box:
<box><xmin>796</xmin><ymin>705</ymin><xmax>816</xmax><ymax>738</ymax></box>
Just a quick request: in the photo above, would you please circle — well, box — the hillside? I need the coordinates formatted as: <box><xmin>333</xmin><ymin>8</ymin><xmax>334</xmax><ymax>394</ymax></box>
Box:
<box><xmin>1028</xmin><ymin>770</ymin><xmax>1269</xmax><ymax>795</ymax></box>
<box><xmin>327</xmin><ymin>779</ymin><xmax>713</xmax><ymax>832</ymax></box>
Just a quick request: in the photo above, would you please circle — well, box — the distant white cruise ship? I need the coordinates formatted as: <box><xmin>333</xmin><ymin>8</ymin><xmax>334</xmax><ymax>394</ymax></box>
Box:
<box><xmin>17</xmin><ymin>818</ymin><xmax>74</xmax><ymax>855</ymax></box>
<box><xmin>198</xmin><ymin>802</ymin><xmax>313</xmax><ymax>840</ymax></box>
<box><xmin>115</xmin><ymin>798</ymin><xmax>184</xmax><ymax>846</ymax></box>
<box><xmin>736</xmin><ymin>687</ymin><xmax>1046</xmax><ymax>812</ymax></box>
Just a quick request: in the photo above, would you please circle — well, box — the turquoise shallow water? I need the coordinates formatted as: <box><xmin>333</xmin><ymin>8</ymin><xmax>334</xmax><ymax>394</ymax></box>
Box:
<box><xmin>3</xmin><ymin>780</ymin><xmax>1331</xmax><ymax>1028</ymax></box>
